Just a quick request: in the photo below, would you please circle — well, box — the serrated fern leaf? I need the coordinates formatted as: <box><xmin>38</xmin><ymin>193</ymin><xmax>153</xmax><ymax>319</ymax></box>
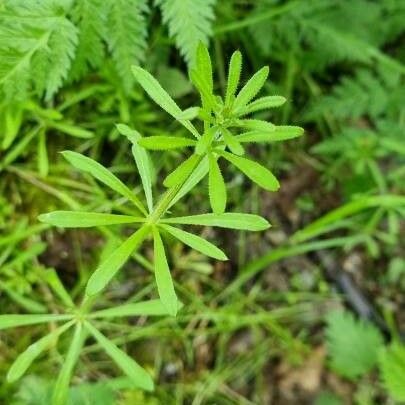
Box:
<box><xmin>106</xmin><ymin>0</ymin><xmax>149</xmax><ymax>92</ymax></box>
<box><xmin>0</xmin><ymin>0</ymin><xmax>78</xmax><ymax>100</ymax></box>
<box><xmin>69</xmin><ymin>0</ymin><xmax>108</xmax><ymax>80</ymax></box>
<box><xmin>157</xmin><ymin>0</ymin><xmax>217</xmax><ymax>66</ymax></box>
<box><xmin>379</xmin><ymin>343</ymin><xmax>405</xmax><ymax>401</ymax></box>
<box><xmin>325</xmin><ymin>310</ymin><xmax>384</xmax><ymax>379</ymax></box>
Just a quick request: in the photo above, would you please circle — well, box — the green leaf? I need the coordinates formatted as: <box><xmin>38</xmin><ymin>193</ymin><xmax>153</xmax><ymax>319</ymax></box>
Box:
<box><xmin>208</xmin><ymin>154</ymin><xmax>226</xmax><ymax>214</ymax></box>
<box><xmin>225</xmin><ymin>50</ymin><xmax>242</xmax><ymax>106</ymax></box>
<box><xmin>86</xmin><ymin>226</ymin><xmax>150</xmax><ymax>296</ymax></box>
<box><xmin>0</xmin><ymin>314</ymin><xmax>73</xmax><ymax>331</ymax></box>
<box><xmin>233</xmin><ymin>66</ymin><xmax>269</xmax><ymax>112</ymax></box>
<box><xmin>237</xmin><ymin>95</ymin><xmax>286</xmax><ymax>115</ymax></box>
<box><xmin>52</xmin><ymin>323</ymin><xmax>86</xmax><ymax>405</ymax></box>
<box><xmin>162</xmin><ymin>213</ymin><xmax>270</xmax><ymax>231</ymax></box>
<box><xmin>196</xmin><ymin>42</ymin><xmax>213</xmax><ymax>93</ymax></box>
<box><xmin>237</xmin><ymin>126</ymin><xmax>304</xmax><ymax>143</ymax></box>
<box><xmin>132</xmin><ymin>65</ymin><xmax>199</xmax><ymax>138</ymax></box>
<box><xmin>190</xmin><ymin>68</ymin><xmax>218</xmax><ymax>112</ymax></box>
<box><xmin>163</xmin><ymin>154</ymin><xmax>200</xmax><ymax>188</ymax></box>
<box><xmin>89</xmin><ymin>299</ymin><xmax>181</xmax><ymax>319</ymax></box>
<box><xmin>138</xmin><ymin>136</ymin><xmax>196</xmax><ymax>150</ymax></box>
<box><xmin>217</xmin><ymin>150</ymin><xmax>279</xmax><ymax>191</ymax></box>
<box><xmin>106</xmin><ymin>0</ymin><xmax>148</xmax><ymax>92</ymax></box>
<box><xmin>156</xmin><ymin>0</ymin><xmax>216</xmax><ymax>66</ymax></box>
<box><xmin>85</xmin><ymin>321</ymin><xmax>154</xmax><ymax>391</ymax></box>
<box><xmin>326</xmin><ymin>310</ymin><xmax>384</xmax><ymax>380</ymax></box>
<box><xmin>117</xmin><ymin>124</ymin><xmax>154</xmax><ymax>213</ymax></box>
<box><xmin>42</xmin><ymin>269</ymin><xmax>75</xmax><ymax>308</ymax></box>
<box><xmin>195</xmin><ymin>126</ymin><xmax>218</xmax><ymax>155</ymax></box>
<box><xmin>379</xmin><ymin>342</ymin><xmax>405</xmax><ymax>401</ymax></box>
<box><xmin>160</xmin><ymin>224</ymin><xmax>227</xmax><ymax>261</ymax></box>
<box><xmin>38</xmin><ymin>211</ymin><xmax>144</xmax><ymax>228</ymax></box>
<box><xmin>176</xmin><ymin>107</ymin><xmax>200</xmax><ymax>120</ymax></box>
<box><xmin>234</xmin><ymin>119</ymin><xmax>275</xmax><ymax>132</ymax></box>
<box><xmin>37</xmin><ymin>129</ymin><xmax>48</xmax><ymax>177</ymax></box>
<box><xmin>62</xmin><ymin>151</ymin><xmax>147</xmax><ymax>215</ymax></box>
<box><xmin>169</xmin><ymin>156</ymin><xmax>209</xmax><ymax>208</ymax></box>
<box><xmin>153</xmin><ymin>228</ymin><xmax>178</xmax><ymax>316</ymax></box>
<box><xmin>221</xmin><ymin>127</ymin><xmax>244</xmax><ymax>155</ymax></box>
<box><xmin>49</xmin><ymin>122</ymin><xmax>94</xmax><ymax>139</ymax></box>
<box><xmin>7</xmin><ymin>321</ymin><xmax>74</xmax><ymax>383</ymax></box>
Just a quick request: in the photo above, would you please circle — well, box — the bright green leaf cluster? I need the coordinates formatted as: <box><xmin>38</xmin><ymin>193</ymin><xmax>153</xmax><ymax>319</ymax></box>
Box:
<box><xmin>9</xmin><ymin>44</ymin><xmax>301</xmax><ymax>394</ymax></box>
<box><xmin>132</xmin><ymin>42</ymin><xmax>304</xmax><ymax>214</ymax></box>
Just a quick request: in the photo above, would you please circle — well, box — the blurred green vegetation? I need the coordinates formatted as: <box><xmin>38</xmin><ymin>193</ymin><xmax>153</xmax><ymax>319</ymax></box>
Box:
<box><xmin>0</xmin><ymin>0</ymin><xmax>404</xmax><ymax>403</ymax></box>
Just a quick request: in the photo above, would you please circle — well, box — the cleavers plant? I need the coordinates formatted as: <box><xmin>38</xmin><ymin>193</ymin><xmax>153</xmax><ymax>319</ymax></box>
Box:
<box><xmin>0</xmin><ymin>44</ymin><xmax>303</xmax><ymax>403</ymax></box>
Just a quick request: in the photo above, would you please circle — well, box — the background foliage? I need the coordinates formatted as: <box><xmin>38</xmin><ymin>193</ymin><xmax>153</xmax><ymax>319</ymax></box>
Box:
<box><xmin>0</xmin><ymin>0</ymin><xmax>404</xmax><ymax>403</ymax></box>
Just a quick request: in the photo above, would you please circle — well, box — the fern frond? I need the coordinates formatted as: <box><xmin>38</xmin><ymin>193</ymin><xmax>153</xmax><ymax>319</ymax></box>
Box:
<box><xmin>106</xmin><ymin>0</ymin><xmax>149</xmax><ymax>92</ymax></box>
<box><xmin>379</xmin><ymin>343</ymin><xmax>405</xmax><ymax>401</ymax></box>
<box><xmin>305</xmin><ymin>69</ymin><xmax>404</xmax><ymax>121</ymax></box>
<box><xmin>156</xmin><ymin>0</ymin><xmax>217</xmax><ymax>66</ymax></box>
<box><xmin>249</xmin><ymin>0</ymin><xmax>405</xmax><ymax>73</ymax></box>
<box><xmin>69</xmin><ymin>0</ymin><xmax>108</xmax><ymax>81</ymax></box>
<box><xmin>326</xmin><ymin>310</ymin><xmax>383</xmax><ymax>379</ymax></box>
<box><xmin>0</xmin><ymin>0</ymin><xmax>78</xmax><ymax>100</ymax></box>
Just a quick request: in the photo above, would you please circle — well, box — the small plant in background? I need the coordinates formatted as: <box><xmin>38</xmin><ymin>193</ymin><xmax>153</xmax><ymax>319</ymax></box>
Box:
<box><xmin>325</xmin><ymin>310</ymin><xmax>405</xmax><ymax>403</ymax></box>
<box><xmin>1</xmin><ymin>44</ymin><xmax>303</xmax><ymax>402</ymax></box>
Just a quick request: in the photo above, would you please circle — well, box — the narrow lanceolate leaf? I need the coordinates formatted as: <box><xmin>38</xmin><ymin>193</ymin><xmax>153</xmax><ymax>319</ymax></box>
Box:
<box><xmin>208</xmin><ymin>154</ymin><xmax>226</xmax><ymax>214</ymax></box>
<box><xmin>234</xmin><ymin>119</ymin><xmax>275</xmax><ymax>132</ymax></box>
<box><xmin>138</xmin><ymin>136</ymin><xmax>196</xmax><ymax>150</ymax></box>
<box><xmin>131</xmin><ymin>66</ymin><xmax>199</xmax><ymax>138</ymax></box>
<box><xmin>221</xmin><ymin>127</ymin><xmax>244</xmax><ymax>156</ymax></box>
<box><xmin>163</xmin><ymin>154</ymin><xmax>200</xmax><ymax>188</ymax></box>
<box><xmin>237</xmin><ymin>126</ymin><xmax>304</xmax><ymax>143</ymax></box>
<box><xmin>62</xmin><ymin>151</ymin><xmax>147</xmax><ymax>215</ymax></box>
<box><xmin>169</xmin><ymin>156</ymin><xmax>209</xmax><ymax>208</ymax></box>
<box><xmin>190</xmin><ymin>69</ymin><xmax>218</xmax><ymax>112</ymax></box>
<box><xmin>237</xmin><ymin>95</ymin><xmax>286</xmax><ymax>116</ymax></box>
<box><xmin>217</xmin><ymin>150</ymin><xmax>280</xmax><ymax>191</ymax></box>
<box><xmin>7</xmin><ymin>321</ymin><xmax>74</xmax><ymax>383</ymax></box>
<box><xmin>233</xmin><ymin>66</ymin><xmax>269</xmax><ymax>112</ymax></box>
<box><xmin>0</xmin><ymin>314</ymin><xmax>73</xmax><ymax>331</ymax></box>
<box><xmin>85</xmin><ymin>321</ymin><xmax>154</xmax><ymax>391</ymax></box>
<box><xmin>160</xmin><ymin>224</ymin><xmax>227</xmax><ymax>260</ymax></box>
<box><xmin>86</xmin><ymin>226</ymin><xmax>150</xmax><ymax>296</ymax></box>
<box><xmin>38</xmin><ymin>211</ymin><xmax>144</xmax><ymax>228</ymax></box>
<box><xmin>196</xmin><ymin>42</ymin><xmax>213</xmax><ymax>93</ymax></box>
<box><xmin>225</xmin><ymin>50</ymin><xmax>242</xmax><ymax>106</ymax></box>
<box><xmin>117</xmin><ymin>124</ymin><xmax>154</xmax><ymax>213</ymax></box>
<box><xmin>195</xmin><ymin>126</ymin><xmax>218</xmax><ymax>155</ymax></box>
<box><xmin>89</xmin><ymin>299</ymin><xmax>179</xmax><ymax>319</ymax></box>
<box><xmin>162</xmin><ymin>213</ymin><xmax>270</xmax><ymax>231</ymax></box>
<box><xmin>153</xmin><ymin>228</ymin><xmax>178</xmax><ymax>316</ymax></box>
<box><xmin>52</xmin><ymin>323</ymin><xmax>86</xmax><ymax>405</ymax></box>
<box><xmin>176</xmin><ymin>107</ymin><xmax>200</xmax><ymax>121</ymax></box>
